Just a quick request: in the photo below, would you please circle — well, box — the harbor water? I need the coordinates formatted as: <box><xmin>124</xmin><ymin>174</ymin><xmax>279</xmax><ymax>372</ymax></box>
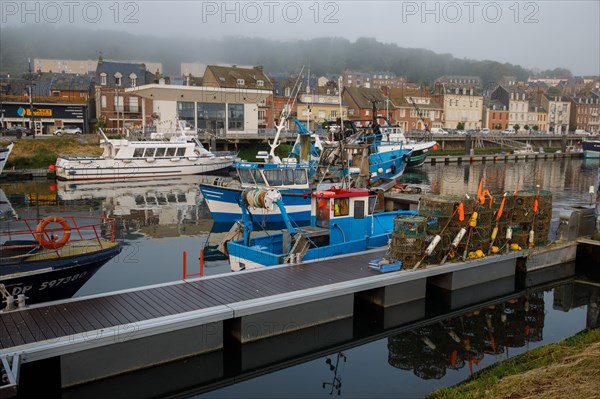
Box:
<box><xmin>1</xmin><ymin>157</ymin><xmax>599</xmax><ymax>398</ymax></box>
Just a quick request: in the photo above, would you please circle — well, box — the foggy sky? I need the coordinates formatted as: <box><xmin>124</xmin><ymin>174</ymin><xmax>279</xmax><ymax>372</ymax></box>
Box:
<box><xmin>2</xmin><ymin>0</ymin><xmax>599</xmax><ymax>75</ymax></box>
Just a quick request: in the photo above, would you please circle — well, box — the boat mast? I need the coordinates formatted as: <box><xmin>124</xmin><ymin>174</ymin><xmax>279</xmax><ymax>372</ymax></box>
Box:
<box><xmin>267</xmin><ymin>66</ymin><xmax>305</xmax><ymax>161</ymax></box>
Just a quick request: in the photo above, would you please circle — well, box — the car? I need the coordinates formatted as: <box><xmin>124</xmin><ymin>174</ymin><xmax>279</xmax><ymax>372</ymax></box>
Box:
<box><xmin>503</xmin><ymin>128</ymin><xmax>516</xmax><ymax>134</ymax></box>
<box><xmin>3</xmin><ymin>126</ymin><xmax>33</xmax><ymax>137</ymax></box>
<box><xmin>480</xmin><ymin>128</ymin><xmax>490</xmax><ymax>134</ymax></box>
<box><xmin>574</xmin><ymin>130</ymin><xmax>591</xmax><ymax>136</ymax></box>
<box><xmin>54</xmin><ymin>126</ymin><xmax>82</xmax><ymax>135</ymax></box>
<box><xmin>430</xmin><ymin>128</ymin><xmax>448</xmax><ymax>135</ymax></box>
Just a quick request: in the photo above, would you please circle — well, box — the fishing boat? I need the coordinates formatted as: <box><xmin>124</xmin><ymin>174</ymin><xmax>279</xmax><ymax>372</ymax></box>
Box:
<box><xmin>582</xmin><ymin>137</ymin><xmax>600</xmax><ymax>158</ymax></box>
<box><xmin>1</xmin><ymin>215</ymin><xmax>122</xmax><ymax>308</ymax></box>
<box><xmin>201</xmin><ymin>162</ymin><xmax>313</xmax><ymax>224</ymax></box>
<box><xmin>55</xmin><ymin>125</ymin><xmax>236</xmax><ymax>181</ymax></box>
<box><xmin>379</xmin><ymin>125</ymin><xmax>437</xmax><ymax>168</ymax></box>
<box><xmin>200</xmin><ymin>82</ymin><xmax>321</xmax><ymax>224</ymax></box>
<box><xmin>0</xmin><ymin>143</ymin><xmax>14</xmax><ymax>176</ymax></box>
<box><xmin>223</xmin><ymin>187</ymin><xmax>416</xmax><ymax>271</ymax></box>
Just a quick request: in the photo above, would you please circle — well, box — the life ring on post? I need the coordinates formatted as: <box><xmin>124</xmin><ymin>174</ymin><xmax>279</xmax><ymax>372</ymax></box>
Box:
<box><xmin>35</xmin><ymin>216</ymin><xmax>71</xmax><ymax>249</ymax></box>
<box><xmin>193</xmin><ymin>149</ymin><xmax>201</xmax><ymax>156</ymax></box>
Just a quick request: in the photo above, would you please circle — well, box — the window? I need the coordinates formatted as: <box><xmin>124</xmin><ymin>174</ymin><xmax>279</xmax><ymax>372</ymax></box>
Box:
<box><xmin>52</xmin><ymin>91</ymin><xmax>60</xmax><ymax>97</ymax></box>
<box><xmin>166</xmin><ymin>148</ymin><xmax>177</xmax><ymax>157</ymax></box>
<box><xmin>155</xmin><ymin>148</ymin><xmax>166</xmax><ymax>157</ymax></box>
<box><xmin>258</xmin><ymin>110</ymin><xmax>266</xmax><ymax>120</ymax></box>
<box><xmin>236</xmin><ymin>79</ymin><xmax>245</xmax><ymax>86</ymax></box>
<box><xmin>114</xmin><ymin>72</ymin><xmax>122</xmax><ymax>86</ymax></box>
<box><xmin>176</xmin><ymin>148</ymin><xmax>186</xmax><ymax>157</ymax></box>
<box><xmin>129</xmin><ymin>73</ymin><xmax>137</xmax><ymax>87</ymax></box>
<box><xmin>333</xmin><ymin>198</ymin><xmax>349</xmax><ymax>216</ymax></box>
<box><xmin>101</xmin><ymin>95</ymin><xmax>107</xmax><ymax>109</ymax></box>
<box><xmin>133</xmin><ymin>148</ymin><xmax>144</xmax><ymax>157</ymax></box>
<box><xmin>100</xmin><ymin>73</ymin><xmax>107</xmax><ymax>86</ymax></box>
<box><xmin>330</xmin><ymin>111</ymin><xmax>337</xmax><ymax>118</ymax></box>
<box><xmin>178</xmin><ymin>101</ymin><xmax>195</xmax><ymax>126</ymax></box>
<box><xmin>129</xmin><ymin>97</ymin><xmax>139</xmax><ymax>113</ymax></box>
<box><xmin>318</xmin><ymin>111</ymin><xmax>325</xmax><ymax>118</ymax></box>
<box><xmin>143</xmin><ymin>148</ymin><xmax>155</xmax><ymax>157</ymax></box>
<box><xmin>114</xmin><ymin>95</ymin><xmax>124</xmax><ymax>112</ymax></box>
<box><xmin>256</xmin><ymin>80</ymin><xmax>264</xmax><ymax>87</ymax></box>
<box><xmin>228</xmin><ymin>104</ymin><xmax>244</xmax><ymax>131</ymax></box>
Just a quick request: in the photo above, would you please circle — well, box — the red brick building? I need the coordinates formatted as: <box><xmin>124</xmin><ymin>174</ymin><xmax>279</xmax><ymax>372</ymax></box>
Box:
<box><xmin>568</xmin><ymin>95</ymin><xmax>600</xmax><ymax>133</ymax></box>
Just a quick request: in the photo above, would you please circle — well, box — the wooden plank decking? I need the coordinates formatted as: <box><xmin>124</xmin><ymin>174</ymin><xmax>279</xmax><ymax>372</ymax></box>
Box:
<box><xmin>0</xmin><ymin>250</ymin><xmax>383</xmax><ymax>349</ymax></box>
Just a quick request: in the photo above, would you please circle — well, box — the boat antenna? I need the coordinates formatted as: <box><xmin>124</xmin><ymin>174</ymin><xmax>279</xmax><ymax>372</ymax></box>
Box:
<box><xmin>268</xmin><ymin>66</ymin><xmax>305</xmax><ymax>161</ymax></box>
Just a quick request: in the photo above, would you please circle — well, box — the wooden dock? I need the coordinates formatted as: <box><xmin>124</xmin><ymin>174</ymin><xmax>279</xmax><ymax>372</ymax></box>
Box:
<box><xmin>1</xmin><ymin>237</ymin><xmax>586</xmax><ymax>394</ymax></box>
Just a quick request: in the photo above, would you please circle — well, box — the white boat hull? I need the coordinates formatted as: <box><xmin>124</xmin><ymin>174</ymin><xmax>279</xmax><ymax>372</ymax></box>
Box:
<box><xmin>55</xmin><ymin>156</ymin><xmax>234</xmax><ymax>181</ymax></box>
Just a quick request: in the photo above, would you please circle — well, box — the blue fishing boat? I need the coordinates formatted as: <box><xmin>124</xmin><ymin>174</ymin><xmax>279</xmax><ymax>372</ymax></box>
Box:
<box><xmin>1</xmin><ymin>215</ymin><xmax>122</xmax><ymax>306</ymax></box>
<box><xmin>582</xmin><ymin>138</ymin><xmax>600</xmax><ymax>158</ymax></box>
<box><xmin>224</xmin><ymin>187</ymin><xmax>416</xmax><ymax>271</ymax></box>
<box><xmin>201</xmin><ymin>162</ymin><xmax>313</xmax><ymax>224</ymax></box>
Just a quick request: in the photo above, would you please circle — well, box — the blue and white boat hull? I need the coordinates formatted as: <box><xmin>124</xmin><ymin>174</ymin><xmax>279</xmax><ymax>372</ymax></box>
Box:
<box><xmin>200</xmin><ymin>184</ymin><xmax>312</xmax><ymax>223</ymax></box>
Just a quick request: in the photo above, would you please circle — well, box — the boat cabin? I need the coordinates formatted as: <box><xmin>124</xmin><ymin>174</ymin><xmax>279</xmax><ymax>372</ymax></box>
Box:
<box><xmin>100</xmin><ymin>137</ymin><xmax>212</xmax><ymax>160</ymax></box>
<box><xmin>236</xmin><ymin>162</ymin><xmax>310</xmax><ymax>189</ymax></box>
<box><xmin>311</xmin><ymin>188</ymin><xmax>379</xmax><ymax>242</ymax></box>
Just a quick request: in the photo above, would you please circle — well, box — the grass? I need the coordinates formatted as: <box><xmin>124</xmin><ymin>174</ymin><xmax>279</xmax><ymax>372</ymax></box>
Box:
<box><xmin>1</xmin><ymin>137</ymin><xmax>102</xmax><ymax>169</ymax></box>
<box><xmin>427</xmin><ymin>327</ymin><xmax>600</xmax><ymax>399</ymax></box>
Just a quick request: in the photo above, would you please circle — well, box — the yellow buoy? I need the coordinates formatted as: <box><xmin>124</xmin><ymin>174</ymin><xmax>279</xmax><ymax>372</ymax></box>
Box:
<box><xmin>491</xmin><ymin>246</ymin><xmax>499</xmax><ymax>253</ymax></box>
<box><xmin>475</xmin><ymin>249</ymin><xmax>484</xmax><ymax>258</ymax></box>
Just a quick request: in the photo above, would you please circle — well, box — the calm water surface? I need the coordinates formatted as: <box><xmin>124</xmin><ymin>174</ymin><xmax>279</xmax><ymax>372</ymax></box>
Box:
<box><xmin>1</xmin><ymin>157</ymin><xmax>599</xmax><ymax>398</ymax></box>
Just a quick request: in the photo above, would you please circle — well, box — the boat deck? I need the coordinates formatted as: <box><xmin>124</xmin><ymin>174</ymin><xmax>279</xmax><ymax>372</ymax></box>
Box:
<box><xmin>0</xmin><ymin>250</ymin><xmax>383</xmax><ymax>349</ymax></box>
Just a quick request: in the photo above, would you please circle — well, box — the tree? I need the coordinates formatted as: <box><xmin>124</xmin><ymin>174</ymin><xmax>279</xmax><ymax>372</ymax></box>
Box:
<box><xmin>513</xmin><ymin>124</ymin><xmax>520</xmax><ymax>131</ymax></box>
<box><xmin>495</xmin><ymin>123</ymin><xmax>502</xmax><ymax>130</ymax></box>
<box><xmin>456</xmin><ymin>122</ymin><xmax>465</xmax><ymax>130</ymax></box>
<box><xmin>569</xmin><ymin>124</ymin><xmax>577</xmax><ymax>132</ymax></box>
<box><xmin>532</xmin><ymin>125</ymin><xmax>539</xmax><ymax>131</ymax></box>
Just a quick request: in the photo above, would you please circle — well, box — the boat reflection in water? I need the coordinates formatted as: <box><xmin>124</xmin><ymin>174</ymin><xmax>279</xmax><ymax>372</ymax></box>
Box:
<box><xmin>56</xmin><ymin>175</ymin><xmax>228</xmax><ymax>238</ymax></box>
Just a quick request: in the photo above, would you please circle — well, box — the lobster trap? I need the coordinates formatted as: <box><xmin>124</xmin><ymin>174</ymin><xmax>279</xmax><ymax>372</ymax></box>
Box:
<box><xmin>388</xmin><ymin>215</ymin><xmax>428</xmax><ymax>268</ymax></box>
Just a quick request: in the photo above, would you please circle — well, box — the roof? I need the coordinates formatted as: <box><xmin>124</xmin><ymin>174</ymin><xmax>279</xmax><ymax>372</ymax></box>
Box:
<box><xmin>96</xmin><ymin>60</ymin><xmax>155</xmax><ymax>87</ymax></box>
<box><xmin>484</xmin><ymin>99</ymin><xmax>508</xmax><ymax>111</ymax></box>
<box><xmin>388</xmin><ymin>88</ymin><xmax>442</xmax><ymax>109</ymax></box>
<box><xmin>205</xmin><ymin>65</ymin><xmax>273</xmax><ymax>90</ymax></box>
<box><xmin>343</xmin><ymin>87</ymin><xmax>389</xmax><ymax>109</ymax></box>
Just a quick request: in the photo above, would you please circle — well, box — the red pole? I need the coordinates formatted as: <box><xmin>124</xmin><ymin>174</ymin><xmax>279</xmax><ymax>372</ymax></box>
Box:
<box><xmin>183</xmin><ymin>250</ymin><xmax>187</xmax><ymax>280</ymax></box>
<box><xmin>200</xmin><ymin>249</ymin><xmax>204</xmax><ymax>277</ymax></box>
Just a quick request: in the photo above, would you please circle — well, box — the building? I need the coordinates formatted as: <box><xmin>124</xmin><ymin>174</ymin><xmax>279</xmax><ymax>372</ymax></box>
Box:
<box><xmin>541</xmin><ymin>94</ymin><xmax>571</xmax><ymax>134</ymax></box>
<box><xmin>434</xmin><ymin>81</ymin><xmax>483</xmax><ymax>130</ymax></box>
<box><xmin>483</xmin><ymin>99</ymin><xmax>509</xmax><ymax>130</ymax></box>
<box><xmin>34</xmin><ymin>58</ymin><xmax>98</xmax><ymax>74</ymax></box>
<box><xmin>342</xmin><ymin>87</ymin><xmax>390</xmax><ymax>123</ymax></box>
<box><xmin>387</xmin><ymin>88</ymin><xmax>444</xmax><ymax>131</ymax></box>
<box><xmin>297</xmin><ymin>88</ymin><xmax>348</xmax><ymax>131</ymax></box>
<box><xmin>180</xmin><ymin>63</ymin><xmax>208</xmax><ymax>78</ymax></box>
<box><xmin>527</xmin><ymin>102</ymin><xmax>547</xmax><ymax>132</ymax></box>
<box><xmin>490</xmin><ymin>85</ymin><xmax>529</xmax><ymax>131</ymax></box>
<box><xmin>95</xmin><ymin>59</ymin><xmax>156</xmax><ymax>131</ymax></box>
<box><xmin>0</xmin><ymin>72</ymin><xmax>92</xmax><ymax>134</ymax></box>
<box><xmin>568</xmin><ymin>96</ymin><xmax>600</xmax><ymax>133</ymax></box>
<box><xmin>341</xmin><ymin>70</ymin><xmax>406</xmax><ymax>90</ymax></box>
<box><xmin>202</xmin><ymin>65</ymin><xmax>273</xmax><ymax>130</ymax></box>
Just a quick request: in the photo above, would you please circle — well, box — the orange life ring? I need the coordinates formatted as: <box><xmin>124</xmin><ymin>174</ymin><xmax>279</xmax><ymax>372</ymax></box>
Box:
<box><xmin>35</xmin><ymin>216</ymin><xmax>71</xmax><ymax>249</ymax></box>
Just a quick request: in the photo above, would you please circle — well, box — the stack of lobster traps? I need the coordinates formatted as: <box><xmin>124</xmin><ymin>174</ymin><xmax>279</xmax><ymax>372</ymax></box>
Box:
<box><xmin>508</xmin><ymin>190</ymin><xmax>552</xmax><ymax>248</ymax></box>
<box><xmin>385</xmin><ymin>188</ymin><xmax>552</xmax><ymax>269</ymax></box>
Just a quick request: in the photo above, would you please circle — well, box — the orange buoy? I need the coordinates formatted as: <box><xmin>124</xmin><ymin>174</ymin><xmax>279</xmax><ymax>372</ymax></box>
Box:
<box><xmin>312</xmin><ymin>191</ymin><xmax>335</xmax><ymax>198</ymax></box>
<box><xmin>35</xmin><ymin>216</ymin><xmax>71</xmax><ymax>249</ymax></box>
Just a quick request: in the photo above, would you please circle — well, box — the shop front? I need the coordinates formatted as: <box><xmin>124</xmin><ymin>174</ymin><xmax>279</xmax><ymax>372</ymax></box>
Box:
<box><xmin>1</xmin><ymin>102</ymin><xmax>88</xmax><ymax>135</ymax></box>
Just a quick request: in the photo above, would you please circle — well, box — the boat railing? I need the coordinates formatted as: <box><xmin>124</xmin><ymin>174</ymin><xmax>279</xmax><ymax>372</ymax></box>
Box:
<box><xmin>1</xmin><ymin>216</ymin><xmax>117</xmax><ymax>259</ymax></box>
